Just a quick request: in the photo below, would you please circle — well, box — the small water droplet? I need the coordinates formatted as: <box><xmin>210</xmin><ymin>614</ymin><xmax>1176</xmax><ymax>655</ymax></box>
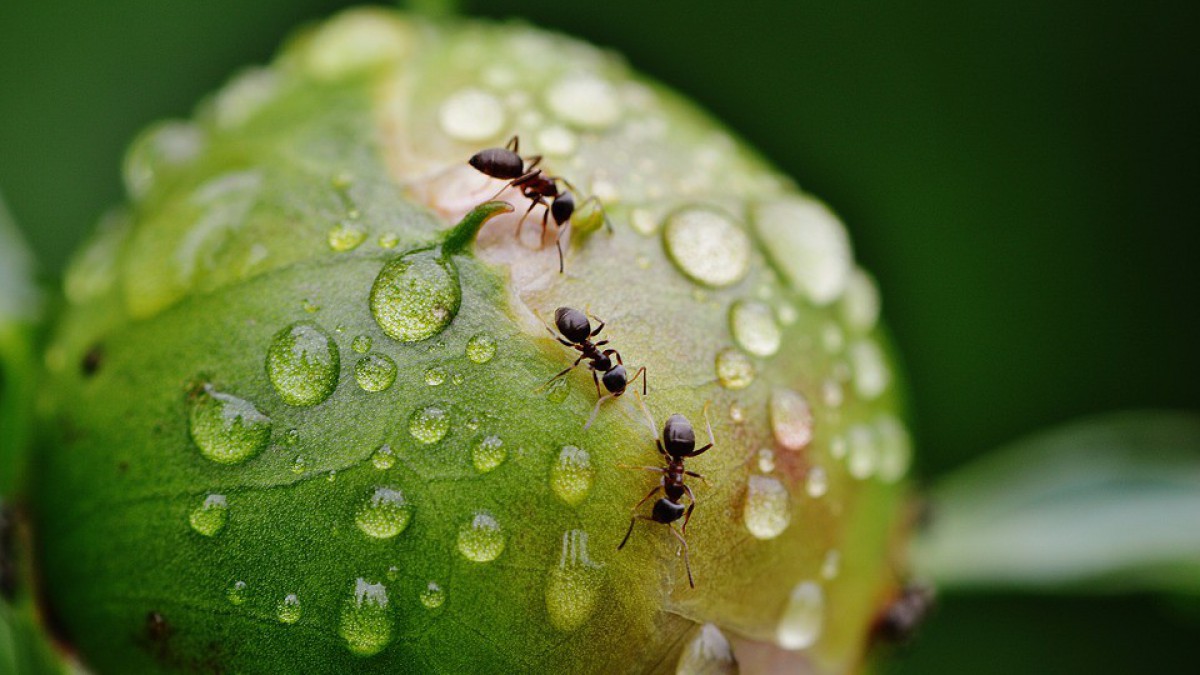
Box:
<box><xmin>545</xmin><ymin>530</ymin><xmax>603</xmax><ymax>632</ymax></box>
<box><xmin>281</xmin><ymin>428</ymin><xmax>300</xmax><ymax>447</ymax></box>
<box><xmin>123</xmin><ymin>121</ymin><xmax>205</xmax><ymax>200</ymax></box>
<box><xmin>630</xmin><ymin>208</ymin><xmax>660</xmax><ymax>236</ymax></box>
<box><xmin>663</xmin><ymin>207</ymin><xmax>750</xmax><ymax>288</ymax></box>
<box><xmin>457</xmin><ymin>511</ymin><xmax>505</xmax><ymax>562</ymax></box>
<box><xmin>676</xmin><ymin>623</ymin><xmax>738</xmax><ymax>675</ymax></box>
<box><xmin>370</xmin><ymin>250</ymin><xmax>460</xmax><ymax>343</ymax></box>
<box><xmin>277</xmin><ymin>594</ymin><xmax>302</xmax><ymax>624</ymax></box>
<box><xmin>730</xmin><ymin>301</ymin><xmax>782</xmax><ymax>357</ymax></box>
<box><xmin>472</xmin><ymin>435</ymin><xmax>506</xmax><ymax>473</ymax></box>
<box><xmin>777</xmin><ymin>302</ymin><xmax>798</xmax><ymax>326</ymax></box>
<box><xmin>423</xmin><ymin>366</ymin><xmax>446</xmax><ymax>386</ymax></box>
<box><xmin>875</xmin><ymin>415</ymin><xmax>912</xmax><ymax>483</ymax></box>
<box><xmin>757</xmin><ymin>448</ymin><xmax>776</xmax><ymax>473</ymax></box>
<box><xmin>729</xmin><ymin>402</ymin><xmax>746</xmax><ymax>424</ymax></box>
<box><xmin>355</xmin><ymin>353</ymin><xmax>397</xmax><ymax>392</ymax></box>
<box><xmin>351</xmin><ymin>335</ymin><xmax>373</xmax><ymax>354</ymax></box>
<box><xmin>715</xmin><ymin>348</ymin><xmax>755</xmax><ymax>390</ymax></box>
<box><xmin>302</xmin><ymin>298</ymin><xmax>321</xmax><ymax>313</ymax></box>
<box><xmin>466</xmin><ymin>334</ymin><xmax>497</xmax><ymax>364</ymax></box>
<box><xmin>291</xmin><ymin>455</ymin><xmax>307</xmax><ymax>474</ymax></box>
<box><xmin>820</xmin><ymin>550</ymin><xmax>841</xmax><ymax>580</ymax></box>
<box><xmin>377</xmin><ymin>232</ymin><xmax>399</xmax><ymax>249</ymax></box>
<box><xmin>545</xmin><ymin>74</ymin><xmax>621</xmax><ymax>129</ymax></box>
<box><xmin>777</xmin><ymin>581</ymin><xmax>825</xmax><ymax>650</ymax></box>
<box><xmin>328</xmin><ymin>221</ymin><xmax>366</xmax><ymax>252</ymax></box>
<box><xmin>227</xmin><ymin>580</ymin><xmax>248</xmax><ymax>606</ymax></box>
<box><xmin>545</xmin><ymin>377</ymin><xmax>569</xmax><ymax>403</ymax></box>
<box><xmin>371</xmin><ymin>444</ymin><xmax>396</xmax><ymax>470</ymax></box>
<box><xmin>821</xmin><ymin>323</ymin><xmax>844</xmax><ymax>353</ymax></box>
<box><xmin>189</xmin><ymin>384</ymin><xmax>271</xmax><ymax>465</ymax></box>
<box><xmin>408</xmin><ymin>405</ymin><xmax>449</xmax><ymax>444</ymax></box>
<box><xmin>439</xmin><ymin>88</ymin><xmax>506</xmax><ymax>142</ymax></box>
<box><xmin>385</xmin><ymin>565</ymin><xmax>401</xmax><ymax>581</ymax></box>
<box><xmin>830</xmin><ymin>435</ymin><xmax>847</xmax><ymax>460</ymax></box>
<box><xmin>340</xmin><ymin>578</ymin><xmax>391</xmax><ymax>657</ymax></box>
<box><xmin>847</xmin><ymin>424</ymin><xmax>879</xmax><ymax>480</ymax></box>
<box><xmin>770</xmin><ymin>388</ymin><xmax>814</xmax><ymax>451</ymax></box>
<box><xmin>821</xmin><ymin>379</ymin><xmax>844</xmax><ymax>408</ymax></box>
<box><xmin>841</xmin><ymin>268</ymin><xmax>881</xmax><ymax>332</ymax></box>
<box><xmin>805</xmin><ymin>466</ymin><xmax>829</xmax><ymax>498</ymax></box>
<box><xmin>743</xmin><ymin>475</ymin><xmax>791</xmax><ymax>540</ymax></box>
<box><xmin>536</xmin><ymin>125</ymin><xmax>577</xmax><ymax>157</ymax></box>
<box><xmin>420</xmin><ymin>581</ymin><xmax>446</xmax><ymax>609</ymax></box>
<box><xmin>754</xmin><ymin>198</ymin><xmax>852</xmax><ymax>306</ymax></box>
<box><xmin>267</xmin><ymin>322</ymin><xmax>340</xmax><ymax>407</ymax></box>
<box><xmin>849</xmin><ymin>339</ymin><xmax>890</xmax><ymax>400</ymax></box>
<box><xmin>551</xmin><ymin>446</ymin><xmax>593</xmax><ymax>506</ymax></box>
<box><xmin>355</xmin><ymin>487</ymin><xmax>412</xmax><ymax>539</ymax></box>
<box><xmin>188</xmin><ymin>494</ymin><xmax>229</xmax><ymax>537</ymax></box>
<box><xmin>327</xmin><ymin>469</ymin><xmax>338</xmax><ymax>482</ymax></box>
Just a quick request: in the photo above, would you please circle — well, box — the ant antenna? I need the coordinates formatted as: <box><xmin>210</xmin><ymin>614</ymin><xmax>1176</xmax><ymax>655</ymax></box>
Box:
<box><xmin>633</xmin><ymin>390</ymin><xmax>659</xmax><ymax>438</ymax></box>
<box><xmin>583</xmin><ymin>393</ymin><xmax>616</xmax><ymax>430</ymax></box>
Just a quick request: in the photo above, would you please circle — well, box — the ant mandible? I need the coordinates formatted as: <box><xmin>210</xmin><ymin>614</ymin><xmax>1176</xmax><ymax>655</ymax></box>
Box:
<box><xmin>467</xmin><ymin>135</ymin><xmax>608</xmax><ymax>273</ymax></box>
<box><xmin>617</xmin><ymin>399</ymin><xmax>714</xmax><ymax>588</ymax></box>
<box><xmin>539</xmin><ymin>307</ymin><xmax>647</xmax><ymax>427</ymax></box>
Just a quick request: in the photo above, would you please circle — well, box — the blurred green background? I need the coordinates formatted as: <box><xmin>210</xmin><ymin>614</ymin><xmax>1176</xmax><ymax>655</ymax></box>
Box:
<box><xmin>1</xmin><ymin>1</ymin><xmax>1196</xmax><ymax>672</ymax></box>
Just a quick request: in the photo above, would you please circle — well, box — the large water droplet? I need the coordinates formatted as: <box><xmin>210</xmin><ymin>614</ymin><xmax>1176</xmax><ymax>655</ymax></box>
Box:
<box><xmin>408</xmin><ymin>405</ymin><xmax>449</xmax><ymax>444</ymax></box>
<box><xmin>328</xmin><ymin>221</ymin><xmax>366</xmax><ymax>252</ymax></box>
<box><xmin>472</xmin><ymin>435</ymin><xmax>506</xmax><ymax>473</ymax></box>
<box><xmin>743</xmin><ymin>475</ymin><xmax>792</xmax><ymax>540</ymax></box>
<box><xmin>777</xmin><ymin>581</ymin><xmax>825</xmax><ymax>650</ymax></box>
<box><xmin>676</xmin><ymin>623</ymin><xmax>738</xmax><ymax>675</ymax></box>
<box><xmin>189</xmin><ymin>384</ymin><xmax>271</xmax><ymax>465</ymax></box>
<box><xmin>663</xmin><ymin>207</ymin><xmax>751</xmax><ymax>288</ymax></box>
<box><xmin>371</xmin><ymin>444</ymin><xmax>396</xmax><ymax>470</ymax></box>
<box><xmin>753</xmin><ymin>198</ymin><xmax>852</xmax><ymax>306</ymax></box>
<box><xmin>875</xmin><ymin>415</ymin><xmax>913</xmax><ymax>483</ymax></box>
<box><xmin>277</xmin><ymin>594</ymin><xmax>302</xmax><ymax>624</ymax></box>
<box><xmin>805</xmin><ymin>466</ymin><xmax>829</xmax><ymax>498</ymax></box>
<box><xmin>340</xmin><ymin>578</ymin><xmax>391</xmax><ymax>657</ymax></box>
<box><xmin>545</xmin><ymin>74</ymin><xmax>621</xmax><ymax>130</ymax></box>
<box><xmin>420</xmin><ymin>581</ymin><xmax>445</xmax><ymax>609</ymax></box>
<box><xmin>551</xmin><ymin>446</ymin><xmax>593</xmax><ymax>506</ymax></box>
<box><xmin>227</xmin><ymin>580</ymin><xmax>248</xmax><ymax>606</ymax></box>
<box><xmin>769</xmin><ymin>388</ymin><xmax>814</xmax><ymax>451</ymax></box>
<box><xmin>188</xmin><ymin>494</ymin><xmax>229</xmax><ymax>537</ymax></box>
<box><xmin>715</xmin><ymin>348</ymin><xmax>755</xmax><ymax>390</ymax></box>
<box><xmin>370</xmin><ymin>250</ymin><xmax>460</xmax><ymax>343</ymax></box>
<box><xmin>466</xmin><ymin>334</ymin><xmax>497</xmax><ymax>364</ymax></box>
<box><xmin>730</xmin><ymin>300</ymin><xmax>782</xmax><ymax>357</ymax></box>
<box><xmin>545</xmin><ymin>530</ymin><xmax>603</xmax><ymax>632</ymax></box>
<box><xmin>849</xmin><ymin>339</ymin><xmax>890</xmax><ymax>400</ymax></box>
<box><xmin>355</xmin><ymin>487</ymin><xmax>412</xmax><ymax>539</ymax></box>
<box><xmin>847</xmin><ymin>424</ymin><xmax>879</xmax><ymax>480</ymax></box>
<box><xmin>355</xmin><ymin>353</ymin><xmax>397</xmax><ymax>392</ymax></box>
<box><xmin>457</xmin><ymin>511</ymin><xmax>505</xmax><ymax>562</ymax></box>
<box><xmin>267</xmin><ymin>322</ymin><xmax>340</xmax><ymax>407</ymax></box>
<box><xmin>439</xmin><ymin>88</ymin><xmax>506</xmax><ymax>142</ymax></box>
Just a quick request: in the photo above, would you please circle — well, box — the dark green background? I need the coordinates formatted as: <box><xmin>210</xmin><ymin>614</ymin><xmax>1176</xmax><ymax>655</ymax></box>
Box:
<box><xmin>2</xmin><ymin>1</ymin><xmax>1197</xmax><ymax>672</ymax></box>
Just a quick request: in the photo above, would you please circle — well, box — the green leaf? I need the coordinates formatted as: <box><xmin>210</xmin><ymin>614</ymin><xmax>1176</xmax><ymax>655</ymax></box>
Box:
<box><xmin>0</xmin><ymin>193</ymin><xmax>42</xmax><ymax>496</ymax></box>
<box><xmin>913</xmin><ymin>411</ymin><xmax>1200</xmax><ymax>594</ymax></box>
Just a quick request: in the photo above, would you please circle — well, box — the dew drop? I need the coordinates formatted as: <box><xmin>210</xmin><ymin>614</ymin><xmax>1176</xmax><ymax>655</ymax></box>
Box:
<box><xmin>545</xmin><ymin>530</ymin><xmax>603</xmax><ymax>632</ymax></box>
<box><xmin>821</xmin><ymin>550</ymin><xmax>841</xmax><ymax>581</ymax></box>
<box><xmin>730</xmin><ymin>301</ymin><xmax>782</xmax><ymax>357</ymax></box>
<box><xmin>438</xmin><ymin>88</ymin><xmax>506</xmax><ymax>142</ymax></box>
<box><xmin>551</xmin><ymin>446</ymin><xmax>593</xmax><ymax>506</ymax></box>
<box><xmin>227</xmin><ymin>580</ymin><xmax>248</xmax><ymax>606</ymax></box>
<box><xmin>408</xmin><ymin>405</ymin><xmax>449</xmax><ymax>444</ymax></box>
<box><xmin>189</xmin><ymin>384</ymin><xmax>271</xmax><ymax>465</ymax></box>
<box><xmin>340</xmin><ymin>578</ymin><xmax>391</xmax><ymax>657</ymax></box>
<box><xmin>875</xmin><ymin>415</ymin><xmax>913</xmax><ymax>483</ymax></box>
<box><xmin>821</xmin><ymin>379</ymin><xmax>844</xmax><ymax>408</ymax></box>
<box><xmin>729</xmin><ymin>402</ymin><xmax>746</xmax><ymax>424</ymax></box>
<box><xmin>277</xmin><ymin>594</ymin><xmax>302</xmax><ymax>624</ymax></box>
<box><xmin>354</xmin><ymin>487</ymin><xmax>412</xmax><ymax>539</ymax></box>
<box><xmin>743</xmin><ymin>475</ymin><xmax>792</xmax><ymax>540</ymax></box>
<box><xmin>830</xmin><ymin>435</ymin><xmax>847</xmax><ymax>460</ymax></box>
<box><xmin>545</xmin><ymin>377</ymin><xmax>570</xmax><ymax>403</ymax></box>
<box><xmin>328</xmin><ymin>220</ymin><xmax>366</xmax><ymax>252</ymax></box>
<box><xmin>354</xmin><ymin>353</ymin><xmax>397</xmax><ymax>393</ymax></box>
<box><xmin>777</xmin><ymin>581</ymin><xmax>825</xmax><ymax>650</ymax></box>
<box><xmin>472</xmin><ymin>435</ymin><xmax>506</xmax><ymax>473</ymax></box>
<box><xmin>188</xmin><ymin>494</ymin><xmax>229</xmax><ymax>537</ymax></box>
<box><xmin>754</xmin><ymin>198</ymin><xmax>852</xmax><ymax>306</ymax></box>
<box><xmin>536</xmin><ymin>125</ymin><xmax>578</xmax><ymax>157</ymax></box>
<box><xmin>841</xmin><ymin>268</ymin><xmax>881</xmax><ymax>332</ymax></box>
<box><xmin>457</xmin><ymin>511</ymin><xmax>505</xmax><ymax>562</ymax></box>
<box><xmin>805</xmin><ymin>466</ymin><xmax>829</xmax><ymax>498</ymax></box>
<box><xmin>847</xmin><ymin>424</ymin><xmax>879</xmax><ymax>480</ymax></box>
<box><xmin>715</xmin><ymin>348</ymin><xmax>755</xmax><ymax>390</ymax></box>
<box><xmin>423</xmin><ymin>366</ymin><xmax>446</xmax><ymax>386</ymax></box>
<box><xmin>630</xmin><ymin>208</ymin><xmax>660</xmax><ymax>236</ymax></box>
<box><xmin>466</xmin><ymin>334</ymin><xmax>497</xmax><ymax>364</ymax></box>
<box><xmin>370</xmin><ymin>250</ymin><xmax>460</xmax><ymax>343</ymax></box>
<box><xmin>662</xmin><ymin>207</ymin><xmax>750</xmax><ymax>288</ymax></box>
<box><xmin>123</xmin><ymin>121</ymin><xmax>205</xmax><ymax>201</ymax></box>
<box><xmin>267</xmin><ymin>322</ymin><xmax>340</xmax><ymax>407</ymax></box>
<box><xmin>849</xmin><ymin>339</ymin><xmax>891</xmax><ymax>400</ymax></box>
<box><xmin>545</xmin><ymin>74</ymin><xmax>621</xmax><ymax>129</ymax></box>
<box><xmin>676</xmin><ymin>623</ymin><xmax>738</xmax><ymax>675</ymax></box>
<box><xmin>420</xmin><ymin>581</ymin><xmax>445</xmax><ymax>609</ymax></box>
<box><xmin>769</xmin><ymin>388</ymin><xmax>814</xmax><ymax>451</ymax></box>
<box><xmin>351</xmin><ymin>335</ymin><xmax>373</xmax><ymax>354</ymax></box>
<box><xmin>371</xmin><ymin>444</ymin><xmax>396</xmax><ymax>470</ymax></box>
<box><xmin>377</xmin><ymin>232</ymin><xmax>399</xmax><ymax>249</ymax></box>
<box><xmin>291</xmin><ymin>455</ymin><xmax>307</xmax><ymax>474</ymax></box>
<box><xmin>757</xmin><ymin>448</ymin><xmax>776</xmax><ymax>474</ymax></box>
<box><xmin>821</xmin><ymin>323</ymin><xmax>845</xmax><ymax>354</ymax></box>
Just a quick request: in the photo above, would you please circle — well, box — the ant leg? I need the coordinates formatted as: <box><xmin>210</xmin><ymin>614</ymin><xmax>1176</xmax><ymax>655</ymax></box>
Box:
<box><xmin>592</xmin><ymin>369</ymin><xmax>604</xmax><ymax>398</ymax></box>
<box><xmin>668</xmin><ymin>525</ymin><xmax>695</xmax><ymax>588</ymax></box>
<box><xmin>587</xmin><ymin>313</ymin><xmax>606</xmax><ymax>337</ymax></box>
<box><xmin>486</xmin><ymin>180</ymin><xmax>515</xmax><ymax>202</ymax></box>
<box><xmin>505</xmin><ymin>135</ymin><xmax>519</xmax><ymax>152</ymax></box>
<box><xmin>602</xmin><ymin>348</ymin><xmax>624</xmax><ymax>365</ymax></box>
<box><xmin>584</xmin><ymin>393</ymin><xmax>616</xmax><ymax>430</ymax></box>
<box><xmin>515</xmin><ymin>198</ymin><xmax>541</xmax><ymax>238</ymax></box>
<box><xmin>524</xmin><ymin>154</ymin><xmax>543</xmax><ymax>171</ymax></box>
<box><xmin>683</xmin><ymin>470</ymin><xmax>709</xmax><ymax>486</ymax></box>
<box><xmin>619</xmin><ymin>515</ymin><xmax>655</xmax><ymax>550</ymax></box>
<box><xmin>534</xmin><ymin>354</ymin><xmax>586</xmax><ymax>392</ymax></box>
<box><xmin>625</xmin><ymin>366</ymin><xmax>648</xmax><ymax>396</ymax></box>
<box><xmin>681</xmin><ymin>485</ymin><xmax>697</xmax><ymax>533</ymax></box>
<box><xmin>594</xmin><ymin>340</ymin><xmax>610</xmax><ymax>348</ymax></box>
<box><xmin>538</xmin><ymin>315</ymin><xmax>575</xmax><ymax>347</ymax></box>
<box><xmin>684</xmin><ymin>402</ymin><xmax>717</xmax><ymax>458</ymax></box>
<box><xmin>554</xmin><ymin>220</ymin><xmax>566</xmax><ymax>274</ymax></box>
<box><xmin>616</xmin><ymin>464</ymin><xmax>668</xmax><ymax>473</ymax></box>
<box><xmin>631</xmin><ymin>485</ymin><xmax>664</xmax><ymax>512</ymax></box>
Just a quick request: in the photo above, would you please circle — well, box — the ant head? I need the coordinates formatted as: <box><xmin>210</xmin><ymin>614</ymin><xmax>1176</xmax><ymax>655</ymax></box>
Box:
<box><xmin>550</xmin><ymin>191</ymin><xmax>575</xmax><ymax>226</ymax></box>
<box><xmin>662</xmin><ymin>413</ymin><xmax>696</xmax><ymax>457</ymax></box>
<box><xmin>468</xmin><ymin>147</ymin><xmax>525</xmax><ymax>181</ymax></box>
<box><xmin>554</xmin><ymin>307</ymin><xmax>591</xmax><ymax>343</ymax></box>
<box><xmin>601</xmin><ymin>364</ymin><xmax>627</xmax><ymax>394</ymax></box>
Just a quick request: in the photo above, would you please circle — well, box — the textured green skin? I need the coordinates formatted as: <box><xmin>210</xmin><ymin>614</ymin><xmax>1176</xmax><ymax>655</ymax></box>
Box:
<box><xmin>34</xmin><ymin>8</ymin><xmax>909</xmax><ymax>673</ymax></box>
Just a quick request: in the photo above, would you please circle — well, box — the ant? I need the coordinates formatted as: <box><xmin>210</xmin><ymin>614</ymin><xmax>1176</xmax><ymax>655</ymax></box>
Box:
<box><xmin>871</xmin><ymin>582</ymin><xmax>936</xmax><ymax>646</ymax></box>
<box><xmin>468</xmin><ymin>135</ymin><xmax>608</xmax><ymax>273</ymax></box>
<box><xmin>538</xmin><ymin>307</ymin><xmax>647</xmax><ymax>427</ymax></box>
<box><xmin>617</xmin><ymin>399</ymin><xmax>714</xmax><ymax>588</ymax></box>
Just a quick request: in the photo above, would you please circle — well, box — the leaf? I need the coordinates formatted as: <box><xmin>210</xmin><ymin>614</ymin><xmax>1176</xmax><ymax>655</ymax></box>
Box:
<box><xmin>913</xmin><ymin>411</ymin><xmax>1200</xmax><ymax>594</ymax></box>
<box><xmin>0</xmin><ymin>193</ymin><xmax>42</xmax><ymax>496</ymax></box>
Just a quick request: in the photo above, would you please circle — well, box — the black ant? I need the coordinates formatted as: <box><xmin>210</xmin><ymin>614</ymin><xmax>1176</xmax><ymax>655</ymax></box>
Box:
<box><xmin>871</xmin><ymin>582</ymin><xmax>936</xmax><ymax>646</ymax></box>
<box><xmin>467</xmin><ymin>135</ymin><xmax>608</xmax><ymax>273</ymax></box>
<box><xmin>618</xmin><ymin>400</ymin><xmax>714</xmax><ymax>588</ymax></box>
<box><xmin>538</xmin><ymin>307</ymin><xmax>646</xmax><ymax>427</ymax></box>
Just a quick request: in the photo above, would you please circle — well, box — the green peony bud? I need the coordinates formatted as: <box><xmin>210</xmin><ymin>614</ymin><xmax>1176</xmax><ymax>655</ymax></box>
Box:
<box><xmin>34</xmin><ymin>7</ymin><xmax>913</xmax><ymax>673</ymax></box>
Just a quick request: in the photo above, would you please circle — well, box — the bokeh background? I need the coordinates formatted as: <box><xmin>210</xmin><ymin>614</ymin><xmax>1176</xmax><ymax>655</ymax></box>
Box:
<box><xmin>1</xmin><ymin>1</ymin><xmax>1197</xmax><ymax>672</ymax></box>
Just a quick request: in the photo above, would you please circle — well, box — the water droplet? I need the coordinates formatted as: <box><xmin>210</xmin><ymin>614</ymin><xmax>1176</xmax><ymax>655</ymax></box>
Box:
<box><xmin>123</xmin><ymin>121</ymin><xmax>205</xmax><ymax>201</ymax></box>
<box><xmin>821</xmin><ymin>379</ymin><xmax>844</xmax><ymax>408</ymax></box>
<box><xmin>472</xmin><ymin>435</ymin><xmax>506</xmax><ymax>473</ymax></box>
<box><xmin>777</xmin><ymin>302</ymin><xmax>798</xmax><ymax>326</ymax></box>
<box><xmin>377</xmin><ymin>232</ymin><xmax>399</xmax><ymax>249</ymax></box>
<box><xmin>551</xmin><ymin>446</ymin><xmax>593</xmax><ymax>506</ymax></box>
<box><xmin>189</xmin><ymin>384</ymin><xmax>271</xmax><ymax>465</ymax></box>
<box><xmin>302</xmin><ymin>298</ymin><xmax>321</xmax><ymax>314</ymax></box>
<box><xmin>545</xmin><ymin>377</ymin><xmax>569</xmax><ymax>403</ymax></box>
<box><xmin>408</xmin><ymin>405</ymin><xmax>449</xmax><ymax>444</ymax></box>
<box><xmin>849</xmin><ymin>339</ymin><xmax>890</xmax><ymax>400</ymax></box>
<box><xmin>371</xmin><ymin>444</ymin><xmax>396</xmax><ymax>470</ymax></box>
<box><xmin>227</xmin><ymin>580</ymin><xmax>248</xmax><ymax>606</ymax></box>
<box><xmin>354</xmin><ymin>353</ymin><xmax>397</xmax><ymax>392</ymax></box>
<box><xmin>466</xmin><ymin>334</ymin><xmax>497</xmax><ymax>364</ymax></box>
<box><xmin>743</xmin><ymin>475</ymin><xmax>791</xmax><ymax>540</ymax></box>
<box><xmin>536</xmin><ymin>125</ymin><xmax>578</xmax><ymax>157</ymax></box>
<box><xmin>545</xmin><ymin>530</ymin><xmax>603</xmax><ymax>632</ymax></box>
<box><xmin>328</xmin><ymin>221</ymin><xmax>366</xmax><ymax>252</ymax></box>
<box><xmin>188</xmin><ymin>494</ymin><xmax>229</xmax><ymax>537</ymax></box>
<box><xmin>821</xmin><ymin>323</ymin><xmax>844</xmax><ymax>354</ymax></box>
<box><xmin>805</xmin><ymin>466</ymin><xmax>829</xmax><ymax>498</ymax></box>
<box><xmin>327</xmin><ymin>469</ymin><xmax>338</xmax><ymax>483</ymax></box>
<box><xmin>340</xmin><ymin>578</ymin><xmax>391</xmax><ymax>657</ymax></box>
<box><xmin>875</xmin><ymin>415</ymin><xmax>912</xmax><ymax>483</ymax></box>
<box><xmin>457</xmin><ymin>511</ymin><xmax>505</xmax><ymax>562</ymax></box>
<box><xmin>757</xmin><ymin>448</ymin><xmax>776</xmax><ymax>473</ymax></box>
<box><xmin>355</xmin><ymin>487</ymin><xmax>412</xmax><ymax>539</ymax></box>
<box><xmin>777</xmin><ymin>581</ymin><xmax>825</xmax><ymax>650</ymax></box>
<box><xmin>676</xmin><ymin>623</ymin><xmax>738</xmax><ymax>675</ymax></box>
<box><xmin>715</xmin><ymin>348</ymin><xmax>755</xmax><ymax>390</ymax></box>
<box><xmin>423</xmin><ymin>366</ymin><xmax>446</xmax><ymax>386</ymax></box>
<box><xmin>841</xmin><ymin>268</ymin><xmax>881</xmax><ymax>332</ymax></box>
<box><xmin>730</xmin><ymin>300</ymin><xmax>782</xmax><ymax>357</ymax></box>
<box><xmin>769</xmin><ymin>388</ymin><xmax>814</xmax><ymax>451</ymax></box>
<box><xmin>663</xmin><ymin>207</ymin><xmax>750</xmax><ymax>288</ymax></box>
<box><xmin>351</xmin><ymin>335</ymin><xmax>373</xmax><ymax>354</ymax></box>
<box><xmin>267</xmin><ymin>322</ymin><xmax>340</xmax><ymax>407</ymax></box>
<box><xmin>630</xmin><ymin>208</ymin><xmax>660</xmax><ymax>236</ymax></box>
<box><xmin>754</xmin><ymin>198</ymin><xmax>852</xmax><ymax>306</ymax></box>
<box><xmin>545</xmin><ymin>74</ymin><xmax>621</xmax><ymax>129</ymax></box>
<box><xmin>370</xmin><ymin>250</ymin><xmax>460</xmax><ymax>343</ymax></box>
<box><xmin>820</xmin><ymin>550</ymin><xmax>841</xmax><ymax>580</ymax></box>
<box><xmin>420</xmin><ymin>581</ymin><xmax>445</xmax><ymax>609</ymax></box>
<box><xmin>439</xmin><ymin>88</ymin><xmax>506</xmax><ymax>142</ymax></box>
<box><xmin>729</xmin><ymin>402</ymin><xmax>746</xmax><ymax>424</ymax></box>
<box><xmin>830</xmin><ymin>435</ymin><xmax>847</xmax><ymax>460</ymax></box>
<box><xmin>277</xmin><ymin>594</ymin><xmax>302</xmax><ymax>624</ymax></box>
<box><xmin>847</xmin><ymin>424</ymin><xmax>879</xmax><ymax>480</ymax></box>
